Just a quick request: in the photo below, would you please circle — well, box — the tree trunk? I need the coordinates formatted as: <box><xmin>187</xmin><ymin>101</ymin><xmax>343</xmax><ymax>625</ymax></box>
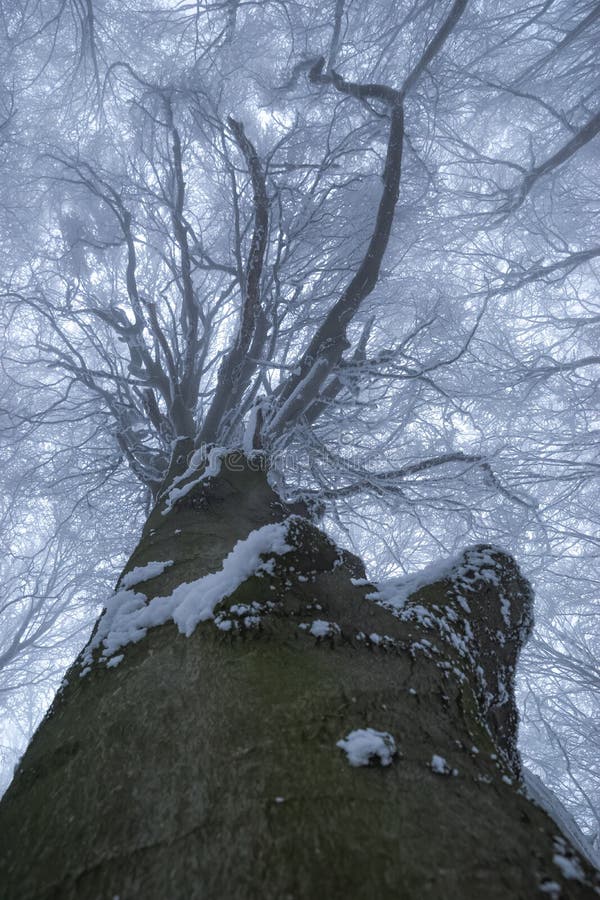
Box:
<box><xmin>0</xmin><ymin>455</ymin><xmax>598</xmax><ymax>899</ymax></box>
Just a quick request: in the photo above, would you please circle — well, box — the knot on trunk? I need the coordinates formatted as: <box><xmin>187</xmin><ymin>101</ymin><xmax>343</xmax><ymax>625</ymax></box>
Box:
<box><xmin>456</xmin><ymin>545</ymin><xmax>534</xmax><ymax>773</ymax></box>
<box><xmin>388</xmin><ymin>544</ymin><xmax>534</xmax><ymax>775</ymax></box>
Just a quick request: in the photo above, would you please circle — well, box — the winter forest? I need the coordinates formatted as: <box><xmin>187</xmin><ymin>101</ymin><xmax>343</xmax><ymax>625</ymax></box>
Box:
<box><xmin>1</xmin><ymin>0</ymin><xmax>600</xmax><ymax>891</ymax></box>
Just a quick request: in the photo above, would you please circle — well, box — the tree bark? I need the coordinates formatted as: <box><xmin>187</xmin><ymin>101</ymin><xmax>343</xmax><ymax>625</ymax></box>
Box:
<box><xmin>0</xmin><ymin>456</ymin><xmax>598</xmax><ymax>899</ymax></box>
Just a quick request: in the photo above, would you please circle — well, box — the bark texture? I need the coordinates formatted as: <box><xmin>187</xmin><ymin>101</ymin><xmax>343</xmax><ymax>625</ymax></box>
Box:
<box><xmin>0</xmin><ymin>456</ymin><xmax>598</xmax><ymax>899</ymax></box>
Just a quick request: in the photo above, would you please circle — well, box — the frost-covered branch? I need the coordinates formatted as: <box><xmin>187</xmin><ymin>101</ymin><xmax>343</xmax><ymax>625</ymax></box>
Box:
<box><xmin>299</xmin><ymin>451</ymin><xmax>536</xmax><ymax>509</ymax></box>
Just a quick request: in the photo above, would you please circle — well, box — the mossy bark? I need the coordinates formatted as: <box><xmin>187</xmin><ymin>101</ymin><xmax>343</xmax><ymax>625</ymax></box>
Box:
<box><xmin>0</xmin><ymin>457</ymin><xmax>598</xmax><ymax>899</ymax></box>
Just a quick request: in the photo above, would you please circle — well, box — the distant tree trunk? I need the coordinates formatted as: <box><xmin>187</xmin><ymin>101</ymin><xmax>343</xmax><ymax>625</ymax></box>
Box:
<box><xmin>0</xmin><ymin>455</ymin><xmax>598</xmax><ymax>899</ymax></box>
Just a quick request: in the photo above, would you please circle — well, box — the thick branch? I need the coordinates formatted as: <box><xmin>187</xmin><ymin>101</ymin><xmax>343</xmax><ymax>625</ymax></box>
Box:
<box><xmin>327</xmin><ymin>0</ymin><xmax>345</xmax><ymax>72</ymax></box>
<box><xmin>164</xmin><ymin>100</ymin><xmax>202</xmax><ymax>430</ymax></box>
<box><xmin>267</xmin><ymin>83</ymin><xmax>403</xmax><ymax>437</ymax></box>
<box><xmin>401</xmin><ymin>0</ymin><xmax>468</xmax><ymax>96</ymax></box>
<box><xmin>303</xmin><ymin>316</ymin><xmax>374</xmax><ymax>425</ymax></box>
<box><xmin>200</xmin><ymin>118</ymin><xmax>269</xmax><ymax>444</ymax></box>
<box><xmin>503</xmin><ymin>108</ymin><xmax>600</xmax><ymax>215</ymax></box>
<box><xmin>268</xmin><ymin>0</ymin><xmax>469</xmax><ymax>438</ymax></box>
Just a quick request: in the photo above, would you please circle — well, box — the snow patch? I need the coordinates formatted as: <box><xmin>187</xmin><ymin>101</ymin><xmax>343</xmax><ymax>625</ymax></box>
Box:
<box><xmin>119</xmin><ymin>560</ymin><xmax>173</xmax><ymax>590</ymax></box>
<box><xmin>368</xmin><ymin>546</ymin><xmax>504</xmax><ymax>613</ymax></box>
<box><xmin>337</xmin><ymin>728</ymin><xmax>397</xmax><ymax>767</ymax></box>
<box><xmin>106</xmin><ymin>654</ymin><xmax>124</xmax><ymax>668</ymax></box>
<box><xmin>538</xmin><ymin>882</ymin><xmax>561</xmax><ymax>898</ymax></box>
<box><xmin>365</xmin><ymin>631</ymin><xmax>397</xmax><ymax>648</ymax></box>
<box><xmin>368</xmin><ymin>556</ymin><xmax>463</xmax><ymax>610</ymax></box>
<box><xmin>81</xmin><ymin>520</ymin><xmax>293</xmax><ymax>669</ymax></box>
<box><xmin>162</xmin><ymin>446</ymin><xmax>227</xmax><ymax>514</ymax></box>
<box><xmin>299</xmin><ymin>619</ymin><xmax>340</xmax><ymax>638</ymax></box>
<box><xmin>553</xmin><ymin>847</ymin><xmax>585</xmax><ymax>882</ymax></box>
<box><xmin>430</xmin><ymin>754</ymin><xmax>457</xmax><ymax>775</ymax></box>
